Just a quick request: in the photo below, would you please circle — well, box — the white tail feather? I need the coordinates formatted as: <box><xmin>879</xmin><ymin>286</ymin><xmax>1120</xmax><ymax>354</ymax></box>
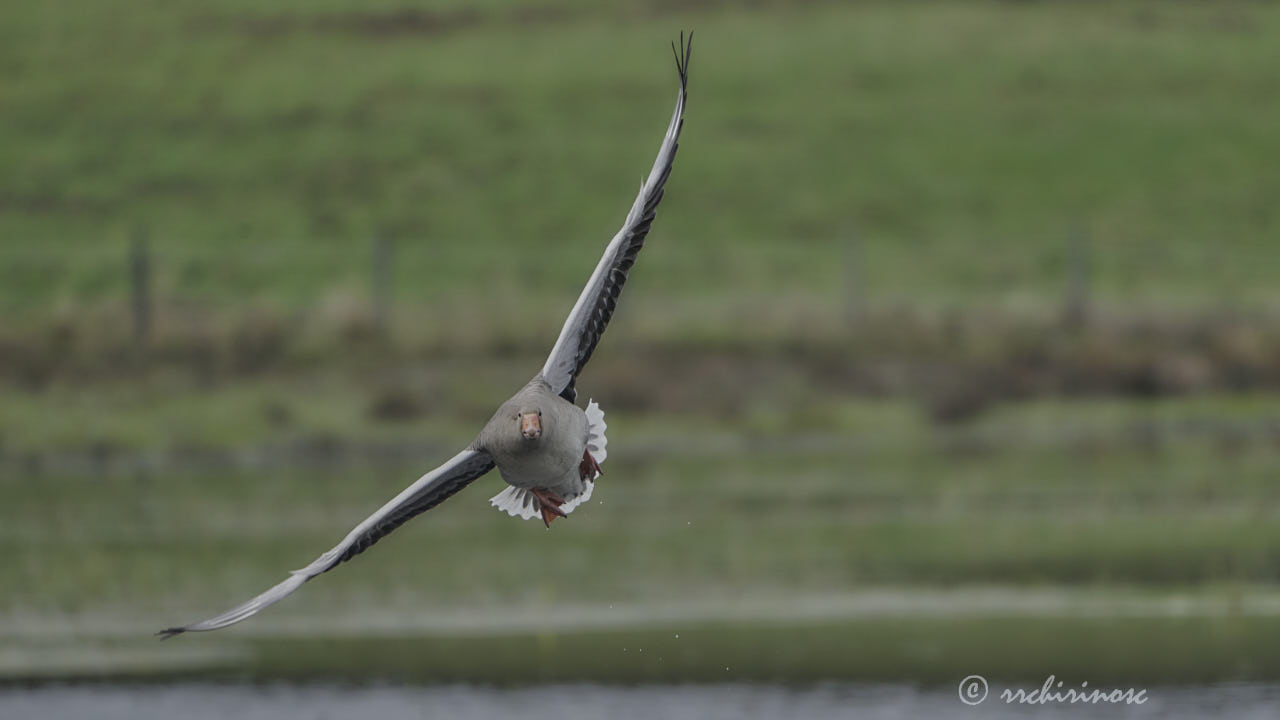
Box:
<box><xmin>489</xmin><ymin>482</ymin><xmax>595</xmax><ymax>520</ymax></box>
<box><xmin>560</xmin><ymin>479</ymin><xmax>594</xmax><ymax>513</ymax></box>
<box><xmin>585</xmin><ymin>399</ymin><xmax>607</xmax><ymax>466</ymax></box>
<box><xmin>489</xmin><ymin>485</ymin><xmax>541</xmax><ymax>520</ymax></box>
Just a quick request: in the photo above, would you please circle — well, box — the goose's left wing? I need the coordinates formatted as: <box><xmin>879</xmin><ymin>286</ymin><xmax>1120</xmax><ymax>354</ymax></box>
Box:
<box><xmin>541</xmin><ymin>33</ymin><xmax>693</xmax><ymax>401</ymax></box>
<box><xmin>158</xmin><ymin>448</ymin><xmax>495</xmax><ymax>637</ymax></box>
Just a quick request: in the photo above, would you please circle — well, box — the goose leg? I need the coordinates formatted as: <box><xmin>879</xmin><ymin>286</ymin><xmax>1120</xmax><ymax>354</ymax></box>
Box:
<box><xmin>531</xmin><ymin>488</ymin><xmax>567</xmax><ymax>528</ymax></box>
<box><xmin>579</xmin><ymin>449</ymin><xmax>603</xmax><ymax>482</ymax></box>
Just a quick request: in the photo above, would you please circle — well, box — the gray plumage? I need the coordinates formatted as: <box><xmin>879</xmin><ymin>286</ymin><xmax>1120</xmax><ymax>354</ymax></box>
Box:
<box><xmin>476</xmin><ymin>377</ymin><xmax>592</xmax><ymax>503</ymax></box>
<box><xmin>158</xmin><ymin>33</ymin><xmax>691</xmax><ymax>638</ymax></box>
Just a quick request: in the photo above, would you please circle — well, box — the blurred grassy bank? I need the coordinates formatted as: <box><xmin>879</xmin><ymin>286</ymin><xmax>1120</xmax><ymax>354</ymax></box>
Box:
<box><xmin>6</xmin><ymin>394</ymin><xmax>1279</xmax><ymax>615</ymax></box>
<box><xmin>9</xmin><ymin>611</ymin><xmax>1280</xmax><ymax>684</ymax></box>
<box><xmin>5</xmin><ymin>304</ymin><xmax>1280</xmax><ymax>462</ymax></box>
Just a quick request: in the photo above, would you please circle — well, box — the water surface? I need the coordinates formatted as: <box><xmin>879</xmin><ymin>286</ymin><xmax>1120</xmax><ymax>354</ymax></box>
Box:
<box><xmin>3</xmin><ymin>683</ymin><xmax>1277</xmax><ymax>720</ymax></box>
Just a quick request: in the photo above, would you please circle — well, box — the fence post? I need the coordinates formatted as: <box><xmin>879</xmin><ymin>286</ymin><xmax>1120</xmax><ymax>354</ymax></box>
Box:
<box><xmin>843</xmin><ymin>225</ymin><xmax>864</xmax><ymax>332</ymax></box>
<box><xmin>130</xmin><ymin>230</ymin><xmax>151</xmax><ymax>349</ymax></box>
<box><xmin>1063</xmin><ymin>223</ymin><xmax>1090</xmax><ymax>329</ymax></box>
<box><xmin>373</xmin><ymin>233</ymin><xmax>393</xmax><ymax>338</ymax></box>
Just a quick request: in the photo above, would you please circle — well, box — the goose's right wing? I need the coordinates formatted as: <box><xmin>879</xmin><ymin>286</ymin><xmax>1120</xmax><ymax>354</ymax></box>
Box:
<box><xmin>158</xmin><ymin>448</ymin><xmax>495</xmax><ymax>637</ymax></box>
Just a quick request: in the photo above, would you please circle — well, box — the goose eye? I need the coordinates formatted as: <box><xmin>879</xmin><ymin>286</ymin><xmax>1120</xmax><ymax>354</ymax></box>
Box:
<box><xmin>537</xmin><ymin>410</ymin><xmax>542</xmax><ymax>417</ymax></box>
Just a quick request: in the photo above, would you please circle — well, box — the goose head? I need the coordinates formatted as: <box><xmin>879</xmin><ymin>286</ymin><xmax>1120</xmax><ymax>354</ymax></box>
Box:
<box><xmin>516</xmin><ymin>407</ymin><xmax>543</xmax><ymax>441</ymax></box>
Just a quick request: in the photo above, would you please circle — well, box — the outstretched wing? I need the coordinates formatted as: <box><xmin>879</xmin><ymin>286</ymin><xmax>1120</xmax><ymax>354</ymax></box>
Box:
<box><xmin>158</xmin><ymin>448</ymin><xmax>495</xmax><ymax>637</ymax></box>
<box><xmin>540</xmin><ymin>33</ymin><xmax>693</xmax><ymax>402</ymax></box>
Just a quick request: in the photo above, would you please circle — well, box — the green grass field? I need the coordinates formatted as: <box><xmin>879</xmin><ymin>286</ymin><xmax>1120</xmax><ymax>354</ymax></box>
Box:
<box><xmin>3</xmin><ymin>0</ymin><xmax>1280</xmax><ymax>322</ymax></box>
<box><xmin>6</xmin><ymin>391</ymin><xmax>1279</xmax><ymax>619</ymax></box>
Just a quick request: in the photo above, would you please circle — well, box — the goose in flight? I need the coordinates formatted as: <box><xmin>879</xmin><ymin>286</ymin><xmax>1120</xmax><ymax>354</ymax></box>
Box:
<box><xmin>159</xmin><ymin>34</ymin><xmax>692</xmax><ymax>638</ymax></box>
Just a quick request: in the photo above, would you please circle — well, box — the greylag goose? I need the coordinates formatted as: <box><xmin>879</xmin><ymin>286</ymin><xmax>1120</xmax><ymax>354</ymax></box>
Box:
<box><xmin>159</xmin><ymin>34</ymin><xmax>692</xmax><ymax>637</ymax></box>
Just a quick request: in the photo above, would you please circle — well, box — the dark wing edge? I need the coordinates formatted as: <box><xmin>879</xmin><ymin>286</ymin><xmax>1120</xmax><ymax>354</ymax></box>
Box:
<box><xmin>540</xmin><ymin>32</ymin><xmax>693</xmax><ymax>401</ymax></box>
<box><xmin>157</xmin><ymin>448</ymin><xmax>495</xmax><ymax>638</ymax></box>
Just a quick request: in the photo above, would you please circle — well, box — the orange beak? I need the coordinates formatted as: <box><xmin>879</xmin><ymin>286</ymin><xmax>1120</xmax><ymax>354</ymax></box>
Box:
<box><xmin>520</xmin><ymin>413</ymin><xmax>542</xmax><ymax>440</ymax></box>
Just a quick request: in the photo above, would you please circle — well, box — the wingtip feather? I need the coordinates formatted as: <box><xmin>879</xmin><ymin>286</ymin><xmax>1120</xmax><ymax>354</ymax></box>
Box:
<box><xmin>672</xmin><ymin>30</ymin><xmax>693</xmax><ymax>89</ymax></box>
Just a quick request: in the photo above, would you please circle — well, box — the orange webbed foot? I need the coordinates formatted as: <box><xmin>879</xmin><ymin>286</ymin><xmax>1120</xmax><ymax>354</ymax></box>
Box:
<box><xmin>530</xmin><ymin>488</ymin><xmax>567</xmax><ymax>528</ymax></box>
